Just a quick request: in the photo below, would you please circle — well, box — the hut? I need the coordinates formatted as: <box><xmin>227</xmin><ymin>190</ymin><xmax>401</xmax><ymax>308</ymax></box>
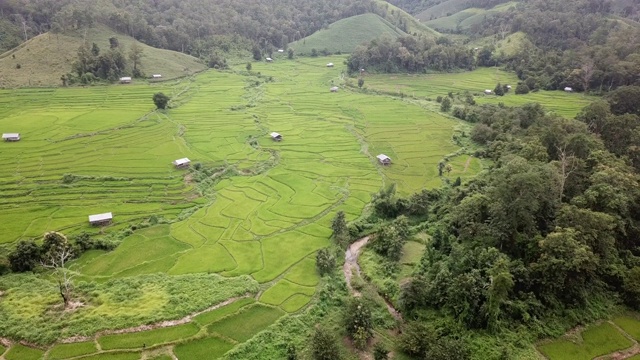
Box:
<box><xmin>173</xmin><ymin>158</ymin><xmax>191</xmax><ymax>168</ymax></box>
<box><xmin>330</xmin><ymin>86</ymin><xmax>339</xmax><ymax>92</ymax></box>
<box><xmin>270</xmin><ymin>132</ymin><xmax>282</xmax><ymax>141</ymax></box>
<box><xmin>119</xmin><ymin>77</ymin><xmax>132</xmax><ymax>84</ymax></box>
<box><xmin>376</xmin><ymin>154</ymin><xmax>391</xmax><ymax>165</ymax></box>
<box><xmin>278</xmin><ymin>49</ymin><xmax>284</xmax><ymax>53</ymax></box>
<box><xmin>506</xmin><ymin>85</ymin><xmax>512</xmax><ymax>89</ymax></box>
<box><xmin>484</xmin><ymin>89</ymin><xmax>492</xmax><ymax>95</ymax></box>
<box><xmin>564</xmin><ymin>87</ymin><xmax>573</xmax><ymax>92</ymax></box>
<box><xmin>152</xmin><ymin>74</ymin><xmax>162</xmax><ymax>79</ymax></box>
<box><xmin>266</xmin><ymin>57</ymin><xmax>273</xmax><ymax>62</ymax></box>
<box><xmin>2</xmin><ymin>133</ymin><xmax>20</xmax><ymax>141</ymax></box>
<box><xmin>326</xmin><ymin>63</ymin><xmax>334</xmax><ymax>67</ymax></box>
<box><xmin>89</xmin><ymin>212</ymin><xmax>113</xmax><ymax>226</ymax></box>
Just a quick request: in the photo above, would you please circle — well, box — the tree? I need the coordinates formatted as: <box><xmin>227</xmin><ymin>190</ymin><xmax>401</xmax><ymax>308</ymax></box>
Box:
<box><xmin>331</xmin><ymin>211</ymin><xmax>349</xmax><ymax>246</ymax></box>
<box><xmin>311</xmin><ymin>48</ymin><xmax>318</xmax><ymax>57</ymax></box>
<box><xmin>153</xmin><ymin>92</ymin><xmax>170</xmax><ymax>109</ymax></box>
<box><xmin>607</xmin><ymin>86</ymin><xmax>640</xmax><ymax>115</ymax></box>
<box><xmin>372</xmin><ymin>225</ymin><xmax>405</xmax><ymax>261</ymax></box>
<box><xmin>515</xmin><ymin>84</ymin><xmax>530</xmax><ymax>94</ymax></box>
<box><xmin>494</xmin><ymin>82</ymin><xmax>504</xmax><ymax>96</ymax></box>
<box><xmin>440</xmin><ymin>97</ymin><xmax>452</xmax><ymax>112</ymax></box>
<box><xmin>252</xmin><ymin>46</ymin><xmax>262</xmax><ymax>61</ymax></box>
<box><xmin>246</xmin><ymin>62</ymin><xmax>252</xmax><ymax>71</ymax></box>
<box><xmin>316</xmin><ymin>248</ymin><xmax>335</xmax><ymax>276</ymax></box>
<box><xmin>358</xmin><ymin>78</ymin><xmax>364</xmax><ymax>88</ymax></box>
<box><xmin>41</xmin><ymin>232</ymin><xmax>75</xmax><ymax>306</ymax></box>
<box><xmin>91</xmin><ymin>42</ymin><xmax>100</xmax><ymax>56</ymax></box>
<box><xmin>345</xmin><ymin>297</ymin><xmax>373</xmax><ymax>349</ymax></box>
<box><xmin>129</xmin><ymin>42</ymin><xmax>144</xmax><ymax>77</ymax></box>
<box><xmin>288</xmin><ymin>48</ymin><xmax>294</xmax><ymax>59</ymax></box>
<box><xmin>109</xmin><ymin>37</ymin><xmax>119</xmax><ymax>49</ymax></box>
<box><xmin>373</xmin><ymin>343</ymin><xmax>389</xmax><ymax>360</ymax></box>
<box><xmin>311</xmin><ymin>327</ymin><xmax>340</xmax><ymax>360</ymax></box>
<box><xmin>8</xmin><ymin>239</ymin><xmax>41</xmax><ymax>272</ymax></box>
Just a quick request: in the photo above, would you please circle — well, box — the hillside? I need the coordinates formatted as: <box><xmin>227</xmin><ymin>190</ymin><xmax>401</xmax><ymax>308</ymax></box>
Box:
<box><xmin>415</xmin><ymin>0</ymin><xmax>512</xmax><ymax>21</ymax></box>
<box><xmin>424</xmin><ymin>1</ymin><xmax>517</xmax><ymax>31</ymax></box>
<box><xmin>289</xmin><ymin>13</ymin><xmax>407</xmax><ymax>55</ymax></box>
<box><xmin>0</xmin><ymin>27</ymin><xmax>206</xmax><ymax>88</ymax></box>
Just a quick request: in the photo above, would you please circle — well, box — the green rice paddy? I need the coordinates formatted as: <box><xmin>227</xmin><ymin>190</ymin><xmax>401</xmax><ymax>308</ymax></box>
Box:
<box><xmin>0</xmin><ymin>56</ymin><xmax>595</xmax><ymax>358</ymax></box>
<box><xmin>364</xmin><ymin>67</ymin><xmax>595</xmax><ymax>118</ymax></box>
<box><xmin>538</xmin><ymin>321</ymin><xmax>635</xmax><ymax>360</ymax></box>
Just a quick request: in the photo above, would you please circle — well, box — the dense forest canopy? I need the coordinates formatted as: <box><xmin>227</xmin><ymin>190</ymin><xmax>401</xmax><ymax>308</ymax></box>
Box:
<box><xmin>0</xmin><ymin>0</ymin><xmax>405</xmax><ymax>56</ymax></box>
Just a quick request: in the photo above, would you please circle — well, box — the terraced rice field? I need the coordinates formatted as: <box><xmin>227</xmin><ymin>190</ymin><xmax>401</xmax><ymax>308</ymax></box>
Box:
<box><xmin>0</xmin><ymin>57</ymin><xmax>484</xmax><ymax>358</ymax></box>
<box><xmin>364</xmin><ymin>67</ymin><xmax>596</xmax><ymax>118</ymax></box>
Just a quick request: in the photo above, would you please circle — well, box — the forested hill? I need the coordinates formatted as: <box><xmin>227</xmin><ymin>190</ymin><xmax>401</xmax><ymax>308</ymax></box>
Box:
<box><xmin>0</xmin><ymin>0</ymin><xmax>408</xmax><ymax>56</ymax></box>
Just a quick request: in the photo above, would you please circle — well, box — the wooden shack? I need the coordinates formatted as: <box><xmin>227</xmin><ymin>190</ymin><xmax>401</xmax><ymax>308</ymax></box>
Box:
<box><xmin>173</xmin><ymin>158</ymin><xmax>191</xmax><ymax>168</ymax></box>
<box><xmin>376</xmin><ymin>154</ymin><xmax>391</xmax><ymax>165</ymax></box>
<box><xmin>484</xmin><ymin>89</ymin><xmax>492</xmax><ymax>95</ymax></box>
<box><xmin>89</xmin><ymin>212</ymin><xmax>113</xmax><ymax>226</ymax></box>
<box><xmin>2</xmin><ymin>133</ymin><xmax>20</xmax><ymax>141</ymax></box>
<box><xmin>119</xmin><ymin>77</ymin><xmax>132</xmax><ymax>84</ymax></box>
<box><xmin>330</xmin><ymin>86</ymin><xmax>339</xmax><ymax>92</ymax></box>
<box><xmin>564</xmin><ymin>87</ymin><xmax>573</xmax><ymax>92</ymax></box>
<box><xmin>152</xmin><ymin>74</ymin><xmax>162</xmax><ymax>79</ymax></box>
<box><xmin>270</xmin><ymin>132</ymin><xmax>282</xmax><ymax>141</ymax></box>
<box><xmin>266</xmin><ymin>57</ymin><xmax>273</xmax><ymax>62</ymax></box>
<box><xmin>327</xmin><ymin>63</ymin><xmax>334</xmax><ymax>67</ymax></box>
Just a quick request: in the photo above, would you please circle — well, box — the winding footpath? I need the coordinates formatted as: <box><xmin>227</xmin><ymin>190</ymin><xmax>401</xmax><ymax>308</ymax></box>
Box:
<box><xmin>343</xmin><ymin>236</ymin><xmax>402</xmax><ymax>321</ymax></box>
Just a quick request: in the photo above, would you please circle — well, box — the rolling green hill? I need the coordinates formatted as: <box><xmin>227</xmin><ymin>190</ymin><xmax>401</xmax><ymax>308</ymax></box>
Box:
<box><xmin>0</xmin><ymin>27</ymin><xmax>206</xmax><ymax>88</ymax></box>
<box><xmin>424</xmin><ymin>1</ymin><xmax>517</xmax><ymax>30</ymax></box>
<box><xmin>416</xmin><ymin>0</ymin><xmax>513</xmax><ymax>22</ymax></box>
<box><xmin>289</xmin><ymin>13</ymin><xmax>407</xmax><ymax>55</ymax></box>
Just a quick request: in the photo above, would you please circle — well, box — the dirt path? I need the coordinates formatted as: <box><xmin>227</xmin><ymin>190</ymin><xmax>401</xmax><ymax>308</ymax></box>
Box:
<box><xmin>343</xmin><ymin>236</ymin><xmax>402</xmax><ymax>321</ymax></box>
<box><xmin>463</xmin><ymin>156</ymin><xmax>472</xmax><ymax>173</ymax></box>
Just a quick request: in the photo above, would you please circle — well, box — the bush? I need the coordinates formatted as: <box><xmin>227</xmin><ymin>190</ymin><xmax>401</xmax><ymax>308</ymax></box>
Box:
<box><xmin>345</xmin><ymin>297</ymin><xmax>373</xmax><ymax>349</ymax></box>
<box><xmin>440</xmin><ymin>97</ymin><xmax>452</xmax><ymax>112</ymax></box>
<box><xmin>515</xmin><ymin>84</ymin><xmax>530</xmax><ymax>94</ymax></box>
<box><xmin>436</xmin><ymin>96</ymin><xmax>443</xmax><ymax>103</ymax></box>
<box><xmin>311</xmin><ymin>327</ymin><xmax>340</xmax><ymax>360</ymax></box>
<box><xmin>316</xmin><ymin>248</ymin><xmax>336</xmax><ymax>276</ymax></box>
<box><xmin>8</xmin><ymin>240</ymin><xmax>41</xmax><ymax>272</ymax></box>
<box><xmin>153</xmin><ymin>92</ymin><xmax>170</xmax><ymax>109</ymax></box>
<box><xmin>373</xmin><ymin>343</ymin><xmax>389</xmax><ymax>360</ymax></box>
<box><xmin>471</xmin><ymin>123</ymin><xmax>497</xmax><ymax>145</ymax></box>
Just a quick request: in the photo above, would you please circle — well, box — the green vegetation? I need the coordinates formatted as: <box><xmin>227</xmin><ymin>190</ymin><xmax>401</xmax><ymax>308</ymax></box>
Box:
<box><xmin>364</xmin><ymin>68</ymin><xmax>595</xmax><ymax>117</ymax></box>
<box><xmin>99</xmin><ymin>323</ymin><xmax>200</xmax><ymax>350</ymax></box>
<box><xmin>613</xmin><ymin>315</ymin><xmax>640</xmax><ymax>341</ymax></box>
<box><xmin>0</xmin><ymin>26</ymin><xmax>206</xmax><ymax>87</ymax></box>
<box><xmin>208</xmin><ymin>305</ymin><xmax>285</xmax><ymax>342</ymax></box>
<box><xmin>174</xmin><ymin>336</ymin><xmax>235</xmax><ymax>359</ymax></box>
<box><xmin>74</xmin><ymin>353</ymin><xmax>140</xmax><ymax>360</ymax></box>
<box><xmin>289</xmin><ymin>14</ymin><xmax>406</xmax><ymax>55</ymax></box>
<box><xmin>48</xmin><ymin>341</ymin><xmax>97</xmax><ymax>359</ymax></box>
<box><xmin>538</xmin><ymin>323</ymin><xmax>633</xmax><ymax>360</ymax></box>
<box><xmin>424</xmin><ymin>2</ymin><xmax>517</xmax><ymax>31</ymax></box>
<box><xmin>193</xmin><ymin>298</ymin><xmax>256</xmax><ymax>326</ymax></box>
<box><xmin>4</xmin><ymin>344</ymin><xmax>44</xmax><ymax>360</ymax></box>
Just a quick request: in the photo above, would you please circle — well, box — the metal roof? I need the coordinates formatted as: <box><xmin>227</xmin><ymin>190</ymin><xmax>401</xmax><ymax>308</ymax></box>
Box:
<box><xmin>120</xmin><ymin>77</ymin><xmax>132</xmax><ymax>81</ymax></box>
<box><xmin>152</xmin><ymin>74</ymin><xmax>162</xmax><ymax>78</ymax></box>
<box><xmin>2</xmin><ymin>133</ymin><xmax>20</xmax><ymax>139</ymax></box>
<box><xmin>270</xmin><ymin>132</ymin><xmax>281</xmax><ymax>138</ymax></box>
<box><xmin>89</xmin><ymin>212</ymin><xmax>113</xmax><ymax>222</ymax></box>
<box><xmin>376</xmin><ymin>154</ymin><xmax>391</xmax><ymax>161</ymax></box>
<box><xmin>173</xmin><ymin>158</ymin><xmax>191</xmax><ymax>166</ymax></box>
<box><xmin>266</xmin><ymin>57</ymin><xmax>273</xmax><ymax>61</ymax></box>
<box><xmin>330</xmin><ymin>86</ymin><xmax>339</xmax><ymax>91</ymax></box>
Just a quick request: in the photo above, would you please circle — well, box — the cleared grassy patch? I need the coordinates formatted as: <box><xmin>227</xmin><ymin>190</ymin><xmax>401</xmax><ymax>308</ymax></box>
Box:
<box><xmin>613</xmin><ymin>315</ymin><xmax>640</xmax><ymax>341</ymax></box>
<box><xmin>74</xmin><ymin>352</ymin><xmax>140</xmax><ymax>360</ymax></box>
<box><xmin>259</xmin><ymin>279</ymin><xmax>315</xmax><ymax>307</ymax></box>
<box><xmin>289</xmin><ymin>13</ymin><xmax>405</xmax><ymax>55</ymax></box>
<box><xmin>538</xmin><ymin>322</ymin><xmax>633</xmax><ymax>360</ymax></box>
<box><xmin>174</xmin><ymin>336</ymin><xmax>234</xmax><ymax>360</ymax></box>
<box><xmin>99</xmin><ymin>323</ymin><xmax>199</xmax><ymax>350</ymax></box>
<box><xmin>193</xmin><ymin>298</ymin><xmax>256</xmax><ymax>326</ymax></box>
<box><xmin>48</xmin><ymin>341</ymin><xmax>97</xmax><ymax>359</ymax></box>
<box><xmin>4</xmin><ymin>344</ymin><xmax>44</xmax><ymax>360</ymax></box>
<box><xmin>280</xmin><ymin>294</ymin><xmax>312</xmax><ymax>313</ymax></box>
<box><xmin>207</xmin><ymin>305</ymin><xmax>285</xmax><ymax>342</ymax></box>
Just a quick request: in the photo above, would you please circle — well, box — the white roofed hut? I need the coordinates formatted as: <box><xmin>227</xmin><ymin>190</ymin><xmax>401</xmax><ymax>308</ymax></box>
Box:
<box><xmin>89</xmin><ymin>212</ymin><xmax>113</xmax><ymax>226</ymax></box>
<box><xmin>506</xmin><ymin>85</ymin><xmax>512</xmax><ymax>89</ymax></box>
<box><xmin>330</xmin><ymin>86</ymin><xmax>339</xmax><ymax>92</ymax></box>
<box><xmin>278</xmin><ymin>49</ymin><xmax>284</xmax><ymax>53</ymax></box>
<box><xmin>564</xmin><ymin>87</ymin><xmax>573</xmax><ymax>92</ymax></box>
<box><xmin>173</xmin><ymin>158</ymin><xmax>191</xmax><ymax>169</ymax></box>
<box><xmin>326</xmin><ymin>63</ymin><xmax>334</xmax><ymax>67</ymax></box>
<box><xmin>266</xmin><ymin>57</ymin><xmax>273</xmax><ymax>62</ymax></box>
<box><xmin>119</xmin><ymin>77</ymin><xmax>132</xmax><ymax>84</ymax></box>
<box><xmin>270</xmin><ymin>132</ymin><xmax>282</xmax><ymax>141</ymax></box>
<box><xmin>376</xmin><ymin>154</ymin><xmax>391</xmax><ymax>165</ymax></box>
<box><xmin>484</xmin><ymin>89</ymin><xmax>492</xmax><ymax>95</ymax></box>
<box><xmin>2</xmin><ymin>133</ymin><xmax>20</xmax><ymax>141</ymax></box>
<box><xmin>152</xmin><ymin>74</ymin><xmax>162</xmax><ymax>79</ymax></box>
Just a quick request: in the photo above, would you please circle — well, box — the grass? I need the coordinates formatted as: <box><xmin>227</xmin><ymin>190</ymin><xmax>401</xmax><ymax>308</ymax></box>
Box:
<box><xmin>613</xmin><ymin>315</ymin><xmax>640</xmax><ymax>341</ymax></box>
<box><xmin>424</xmin><ymin>2</ymin><xmax>517</xmax><ymax>31</ymax></box>
<box><xmin>98</xmin><ymin>323</ymin><xmax>200</xmax><ymax>350</ymax></box>
<box><xmin>538</xmin><ymin>322</ymin><xmax>633</xmax><ymax>360</ymax></box>
<box><xmin>193</xmin><ymin>298</ymin><xmax>256</xmax><ymax>326</ymax></box>
<box><xmin>0</xmin><ymin>344</ymin><xmax>5</xmax><ymax>356</ymax></box>
<box><xmin>0</xmin><ymin>25</ymin><xmax>206</xmax><ymax>87</ymax></box>
<box><xmin>48</xmin><ymin>341</ymin><xmax>97</xmax><ymax>359</ymax></box>
<box><xmin>289</xmin><ymin>13</ymin><xmax>406</xmax><ymax>55</ymax></box>
<box><xmin>363</xmin><ymin>67</ymin><xmax>595</xmax><ymax>118</ymax></box>
<box><xmin>4</xmin><ymin>344</ymin><xmax>44</xmax><ymax>360</ymax></box>
<box><xmin>207</xmin><ymin>305</ymin><xmax>285</xmax><ymax>342</ymax></box>
<box><xmin>174</xmin><ymin>336</ymin><xmax>235</xmax><ymax>360</ymax></box>
<box><xmin>72</xmin><ymin>353</ymin><xmax>140</xmax><ymax>360</ymax></box>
